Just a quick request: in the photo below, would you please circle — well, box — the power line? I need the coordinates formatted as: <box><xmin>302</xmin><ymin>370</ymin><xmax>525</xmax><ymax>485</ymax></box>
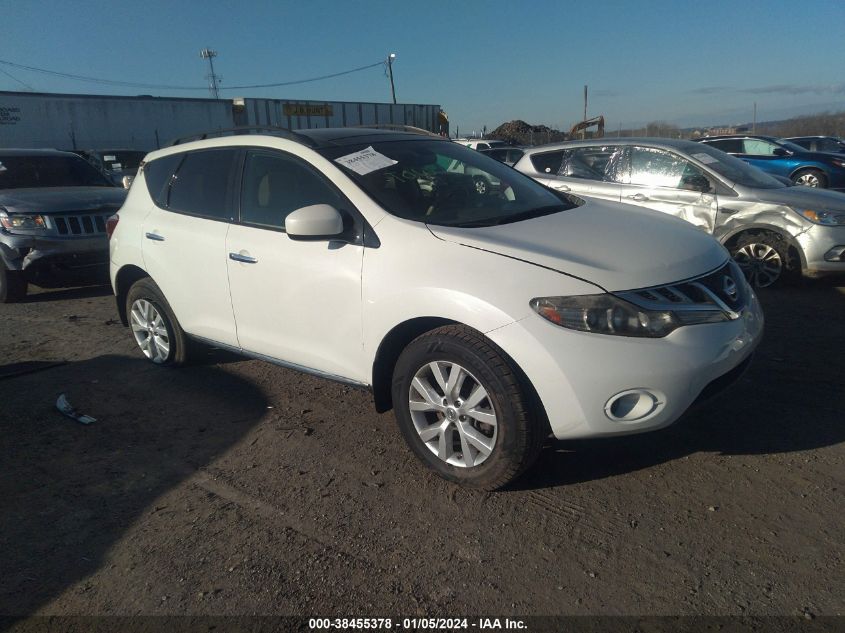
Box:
<box><xmin>0</xmin><ymin>57</ymin><xmax>387</xmax><ymax>92</ymax></box>
<box><xmin>0</xmin><ymin>66</ymin><xmax>35</xmax><ymax>91</ymax></box>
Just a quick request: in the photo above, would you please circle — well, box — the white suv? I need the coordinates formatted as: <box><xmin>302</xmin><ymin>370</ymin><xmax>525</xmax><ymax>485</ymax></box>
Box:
<box><xmin>109</xmin><ymin>127</ymin><xmax>763</xmax><ymax>489</ymax></box>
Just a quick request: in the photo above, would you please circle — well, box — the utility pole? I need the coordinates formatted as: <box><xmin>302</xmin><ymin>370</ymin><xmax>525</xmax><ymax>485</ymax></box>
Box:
<box><xmin>753</xmin><ymin>102</ymin><xmax>757</xmax><ymax>133</ymax></box>
<box><xmin>200</xmin><ymin>49</ymin><xmax>220</xmax><ymax>99</ymax></box>
<box><xmin>387</xmin><ymin>53</ymin><xmax>397</xmax><ymax>104</ymax></box>
<box><xmin>582</xmin><ymin>85</ymin><xmax>588</xmax><ymax>139</ymax></box>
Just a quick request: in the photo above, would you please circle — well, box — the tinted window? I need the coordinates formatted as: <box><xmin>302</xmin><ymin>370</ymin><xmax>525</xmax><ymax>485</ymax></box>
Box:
<box><xmin>240</xmin><ymin>151</ymin><xmax>347</xmax><ymax>230</ymax></box>
<box><xmin>702</xmin><ymin>139</ymin><xmax>742</xmax><ymax>153</ymax></box>
<box><xmin>168</xmin><ymin>149</ymin><xmax>238</xmax><ymax>220</ymax></box>
<box><xmin>143</xmin><ymin>153</ymin><xmax>183</xmax><ymax>207</ymax></box>
<box><xmin>530</xmin><ymin>150</ymin><xmax>565</xmax><ymax>174</ymax></box>
<box><xmin>0</xmin><ymin>154</ymin><xmax>113</xmax><ymax>189</ymax></box>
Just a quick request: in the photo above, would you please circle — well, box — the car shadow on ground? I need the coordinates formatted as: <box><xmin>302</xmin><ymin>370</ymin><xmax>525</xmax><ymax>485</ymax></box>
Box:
<box><xmin>512</xmin><ymin>280</ymin><xmax>845</xmax><ymax>491</ymax></box>
<box><xmin>0</xmin><ymin>354</ymin><xmax>270</xmax><ymax>618</ymax></box>
<box><xmin>21</xmin><ymin>284</ymin><xmax>113</xmax><ymax>303</ymax></box>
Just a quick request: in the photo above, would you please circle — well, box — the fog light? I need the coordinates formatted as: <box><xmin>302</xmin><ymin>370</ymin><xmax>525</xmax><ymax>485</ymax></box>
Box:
<box><xmin>823</xmin><ymin>246</ymin><xmax>845</xmax><ymax>262</ymax></box>
<box><xmin>605</xmin><ymin>389</ymin><xmax>663</xmax><ymax>422</ymax></box>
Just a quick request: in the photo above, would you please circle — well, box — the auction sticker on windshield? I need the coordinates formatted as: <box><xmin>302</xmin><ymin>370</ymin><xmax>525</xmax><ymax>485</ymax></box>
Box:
<box><xmin>692</xmin><ymin>152</ymin><xmax>719</xmax><ymax>165</ymax></box>
<box><xmin>334</xmin><ymin>146</ymin><xmax>398</xmax><ymax>175</ymax></box>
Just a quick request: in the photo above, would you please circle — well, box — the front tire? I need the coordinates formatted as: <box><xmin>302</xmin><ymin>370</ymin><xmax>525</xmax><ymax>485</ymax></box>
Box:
<box><xmin>391</xmin><ymin>325</ymin><xmax>544</xmax><ymax>489</ymax></box>
<box><xmin>0</xmin><ymin>261</ymin><xmax>28</xmax><ymax>303</ymax></box>
<box><xmin>791</xmin><ymin>168</ymin><xmax>826</xmax><ymax>188</ymax></box>
<box><xmin>125</xmin><ymin>278</ymin><xmax>190</xmax><ymax>365</ymax></box>
<box><xmin>730</xmin><ymin>231</ymin><xmax>800</xmax><ymax>288</ymax></box>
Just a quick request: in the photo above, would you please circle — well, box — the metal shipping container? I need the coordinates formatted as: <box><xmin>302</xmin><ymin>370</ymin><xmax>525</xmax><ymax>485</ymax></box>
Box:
<box><xmin>0</xmin><ymin>91</ymin><xmax>442</xmax><ymax>151</ymax></box>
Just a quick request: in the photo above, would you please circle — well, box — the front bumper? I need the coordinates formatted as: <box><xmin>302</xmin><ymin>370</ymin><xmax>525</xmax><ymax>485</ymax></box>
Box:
<box><xmin>0</xmin><ymin>230</ymin><xmax>109</xmax><ymax>287</ymax></box>
<box><xmin>797</xmin><ymin>224</ymin><xmax>845</xmax><ymax>275</ymax></box>
<box><xmin>488</xmin><ymin>291</ymin><xmax>764</xmax><ymax>440</ymax></box>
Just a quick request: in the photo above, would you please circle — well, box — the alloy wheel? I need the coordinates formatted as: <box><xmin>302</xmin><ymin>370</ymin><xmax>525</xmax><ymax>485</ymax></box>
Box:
<box><xmin>733</xmin><ymin>243</ymin><xmax>783</xmax><ymax>288</ymax></box>
<box><xmin>408</xmin><ymin>361</ymin><xmax>497</xmax><ymax>468</ymax></box>
<box><xmin>130</xmin><ymin>298</ymin><xmax>171</xmax><ymax>363</ymax></box>
<box><xmin>795</xmin><ymin>172</ymin><xmax>821</xmax><ymax>187</ymax></box>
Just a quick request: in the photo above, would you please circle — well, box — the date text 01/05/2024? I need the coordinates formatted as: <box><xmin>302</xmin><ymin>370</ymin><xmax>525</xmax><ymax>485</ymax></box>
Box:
<box><xmin>308</xmin><ymin>618</ymin><xmax>527</xmax><ymax>630</ymax></box>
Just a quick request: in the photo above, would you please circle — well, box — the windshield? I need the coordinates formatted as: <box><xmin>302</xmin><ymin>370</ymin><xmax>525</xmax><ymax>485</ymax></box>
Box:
<box><xmin>89</xmin><ymin>151</ymin><xmax>146</xmax><ymax>172</ymax></box>
<box><xmin>687</xmin><ymin>144</ymin><xmax>785</xmax><ymax>189</ymax></box>
<box><xmin>320</xmin><ymin>139</ymin><xmax>574</xmax><ymax>227</ymax></box>
<box><xmin>0</xmin><ymin>154</ymin><xmax>114</xmax><ymax>189</ymax></box>
<box><xmin>778</xmin><ymin>139</ymin><xmax>809</xmax><ymax>153</ymax></box>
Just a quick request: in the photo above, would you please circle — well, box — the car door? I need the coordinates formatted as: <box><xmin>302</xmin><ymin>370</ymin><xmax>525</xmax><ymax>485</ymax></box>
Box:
<box><xmin>619</xmin><ymin>146</ymin><xmax>718</xmax><ymax>233</ymax></box>
<box><xmin>141</xmin><ymin>148</ymin><xmax>240</xmax><ymax>346</ymax></box>
<box><xmin>225</xmin><ymin>149</ymin><xmax>366</xmax><ymax>382</ymax></box>
<box><xmin>537</xmin><ymin>145</ymin><xmax>625</xmax><ymax>202</ymax></box>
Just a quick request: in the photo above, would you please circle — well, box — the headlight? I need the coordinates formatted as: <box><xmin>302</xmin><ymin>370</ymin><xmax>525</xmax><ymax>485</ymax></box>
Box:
<box><xmin>0</xmin><ymin>210</ymin><xmax>47</xmax><ymax>230</ymax></box>
<box><xmin>798</xmin><ymin>209</ymin><xmax>845</xmax><ymax>226</ymax></box>
<box><xmin>531</xmin><ymin>294</ymin><xmax>733</xmax><ymax>338</ymax></box>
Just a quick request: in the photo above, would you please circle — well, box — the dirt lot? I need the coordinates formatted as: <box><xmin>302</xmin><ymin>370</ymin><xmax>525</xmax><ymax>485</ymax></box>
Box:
<box><xmin>1</xmin><ymin>279</ymin><xmax>843</xmax><ymax>621</ymax></box>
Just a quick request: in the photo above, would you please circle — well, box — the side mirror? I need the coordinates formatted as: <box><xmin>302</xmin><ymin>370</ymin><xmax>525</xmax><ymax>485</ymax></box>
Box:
<box><xmin>773</xmin><ymin>147</ymin><xmax>790</xmax><ymax>157</ymax></box>
<box><xmin>285</xmin><ymin>204</ymin><xmax>344</xmax><ymax>241</ymax></box>
<box><xmin>121</xmin><ymin>175</ymin><xmax>134</xmax><ymax>189</ymax></box>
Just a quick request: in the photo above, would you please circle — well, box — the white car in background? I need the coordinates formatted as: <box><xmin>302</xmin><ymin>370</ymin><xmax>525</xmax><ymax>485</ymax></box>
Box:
<box><xmin>109</xmin><ymin>127</ymin><xmax>762</xmax><ymax>489</ymax></box>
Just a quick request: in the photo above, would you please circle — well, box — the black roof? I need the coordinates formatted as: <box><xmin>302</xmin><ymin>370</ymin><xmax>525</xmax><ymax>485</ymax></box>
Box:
<box><xmin>0</xmin><ymin>148</ymin><xmax>82</xmax><ymax>157</ymax></box>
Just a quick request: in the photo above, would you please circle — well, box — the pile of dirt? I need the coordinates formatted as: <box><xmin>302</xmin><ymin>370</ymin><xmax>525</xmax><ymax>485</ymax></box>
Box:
<box><xmin>488</xmin><ymin>120</ymin><xmax>569</xmax><ymax>146</ymax></box>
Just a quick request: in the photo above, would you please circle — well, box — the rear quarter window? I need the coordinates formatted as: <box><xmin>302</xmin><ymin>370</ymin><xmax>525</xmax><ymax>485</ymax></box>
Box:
<box><xmin>143</xmin><ymin>153</ymin><xmax>184</xmax><ymax>208</ymax></box>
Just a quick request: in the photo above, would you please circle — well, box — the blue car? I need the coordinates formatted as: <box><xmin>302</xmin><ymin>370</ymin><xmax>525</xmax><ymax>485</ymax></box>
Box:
<box><xmin>695</xmin><ymin>134</ymin><xmax>845</xmax><ymax>190</ymax></box>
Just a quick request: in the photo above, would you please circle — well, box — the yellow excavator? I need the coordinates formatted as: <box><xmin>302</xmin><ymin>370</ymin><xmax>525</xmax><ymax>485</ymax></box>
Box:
<box><xmin>569</xmin><ymin>115</ymin><xmax>605</xmax><ymax>140</ymax></box>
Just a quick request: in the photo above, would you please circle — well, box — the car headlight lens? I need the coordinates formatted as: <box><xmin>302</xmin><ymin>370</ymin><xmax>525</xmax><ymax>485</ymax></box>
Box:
<box><xmin>798</xmin><ymin>209</ymin><xmax>845</xmax><ymax>225</ymax></box>
<box><xmin>531</xmin><ymin>294</ymin><xmax>736</xmax><ymax>337</ymax></box>
<box><xmin>0</xmin><ymin>210</ymin><xmax>47</xmax><ymax>230</ymax></box>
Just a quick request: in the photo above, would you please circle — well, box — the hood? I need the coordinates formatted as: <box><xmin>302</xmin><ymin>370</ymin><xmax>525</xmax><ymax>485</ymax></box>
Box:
<box><xmin>428</xmin><ymin>199</ymin><xmax>728</xmax><ymax>292</ymax></box>
<box><xmin>0</xmin><ymin>187</ymin><xmax>126</xmax><ymax>214</ymax></box>
<box><xmin>750</xmin><ymin>184</ymin><xmax>845</xmax><ymax>211</ymax></box>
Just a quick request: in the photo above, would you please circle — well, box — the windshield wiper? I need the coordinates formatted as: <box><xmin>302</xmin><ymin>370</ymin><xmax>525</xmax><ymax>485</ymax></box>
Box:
<box><xmin>445</xmin><ymin>205</ymin><xmax>568</xmax><ymax>228</ymax></box>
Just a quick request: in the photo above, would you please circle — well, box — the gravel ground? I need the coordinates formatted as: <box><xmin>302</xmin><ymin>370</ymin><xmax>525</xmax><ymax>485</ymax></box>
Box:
<box><xmin>0</xmin><ymin>280</ymin><xmax>843</xmax><ymax>620</ymax></box>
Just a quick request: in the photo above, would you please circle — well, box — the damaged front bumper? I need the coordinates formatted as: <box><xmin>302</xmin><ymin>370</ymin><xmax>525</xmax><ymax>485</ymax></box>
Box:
<box><xmin>0</xmin><ymin>230</ymin><xmax>109</xmax><ymax>287</ymax></box>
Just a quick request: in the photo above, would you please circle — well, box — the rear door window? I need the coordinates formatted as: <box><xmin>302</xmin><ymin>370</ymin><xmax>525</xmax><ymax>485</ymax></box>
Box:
<box><xmin>530</xmin><ymin>150</ymin><xmax>565</xmax><ymax>174</ymax></box>
<box><xmin>702</xmin><ymin>139</ymin><xmax>742</xmax><ymax>153</ymax></box>
<box><xmin>167</xmin><ymin>149</ymin><xmax>239</xmax><ymax>220</ymax></box>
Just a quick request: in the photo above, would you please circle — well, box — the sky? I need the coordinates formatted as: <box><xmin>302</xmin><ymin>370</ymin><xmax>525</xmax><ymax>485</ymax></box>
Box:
<box><xmin>2</xmin><ymin>0</ymin><xmax>844</xmax><ymax>134</ymax></box>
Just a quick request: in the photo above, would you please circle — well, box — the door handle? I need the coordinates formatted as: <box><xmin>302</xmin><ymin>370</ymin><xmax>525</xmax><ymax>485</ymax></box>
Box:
<box><xmin>626</xmin><ymin>193</ymin><xmax>649</xmax><ymax>202</ymax></box>
<box><xmin>551</xmin><ymin>183</ymin><xmax>570</xmax><ymax>192</ymax></box>
<box><xmin>229</xmin><ymin>252</ymin><xmax>258</xmax><ymax>264</ymax></box>
<box><xmin>145</xmin><ymin>232</ymin><xmax>165</xmax><ymax>242</ymax></box>
<box><xmin>719</xmin><ymin>208</ymin><xmax>738</xmax><ymax>215</ymax></box>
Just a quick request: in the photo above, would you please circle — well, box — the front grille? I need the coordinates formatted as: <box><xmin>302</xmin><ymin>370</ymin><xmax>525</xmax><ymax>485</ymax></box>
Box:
<box><xmin>618</xmin><ymin>261</ymin><xmax>748</xmax><ymax>317</ymax></box>
<box><xmin>52</xmin><ymin>211</ymin><xmax>115</xmax><ymax>236</ymax></box>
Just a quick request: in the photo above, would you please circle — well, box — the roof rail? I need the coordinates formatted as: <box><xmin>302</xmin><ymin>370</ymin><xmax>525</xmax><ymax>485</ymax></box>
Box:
<box><xmin>169</xmin><ymin>126</ymin><xmax>317</xmax><ymax>147</ymax></box>
<box><xmin>351</xmin><ymin>124</ymin><xmax>442</xmax><ymax>138</ymax></box>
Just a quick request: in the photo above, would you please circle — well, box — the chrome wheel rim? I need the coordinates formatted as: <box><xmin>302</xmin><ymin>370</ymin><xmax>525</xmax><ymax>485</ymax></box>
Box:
<box><xmin>795</xmin><ymin>172</ymin><xmax>821</xmax><ymax>187</ymax></box>
<box><xmin>734</xmin><ymin>243</ymin><xmax>783</xmax><ymax>288</ymax></box>
<box><xmin>408</xmin><ymin>361</ymin><xmax>497</xmax><ymax>468</ymax></box>
<box><xmin>130</xmin><ymin>299</ymin><xmax>171</xmax><ymax>363</ymax></box>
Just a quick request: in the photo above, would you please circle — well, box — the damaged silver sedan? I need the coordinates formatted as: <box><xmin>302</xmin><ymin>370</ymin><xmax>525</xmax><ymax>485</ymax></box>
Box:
<box><xmin>0</xmin><ymin>149</ymin><xmax>125</xmax><ymax>302</ymax></box>
<box><xmin>514</xmin><ymin>139</ymin><xmax>845</xmax><ymax>287</ymax></box>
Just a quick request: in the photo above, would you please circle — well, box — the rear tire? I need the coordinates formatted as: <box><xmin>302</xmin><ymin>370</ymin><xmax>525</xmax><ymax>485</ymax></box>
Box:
<box><xmin>0</xmin><ymin>261</ymin><xmax>28</xmax><ymax>303</ymax></box>
<box><xmin>125</xmin><ymin>277</ymin><xmax>190</xmax><ymax>365</ymax></box>
<box><xmin>791</xmin><ymin>168</ymin><xmax>826</xmax><ymax>188</ymax></box>
<box><xmin>391</xmin><ymin>324</ymin><xmax>544</xmax><ymax>490</ymax></box>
